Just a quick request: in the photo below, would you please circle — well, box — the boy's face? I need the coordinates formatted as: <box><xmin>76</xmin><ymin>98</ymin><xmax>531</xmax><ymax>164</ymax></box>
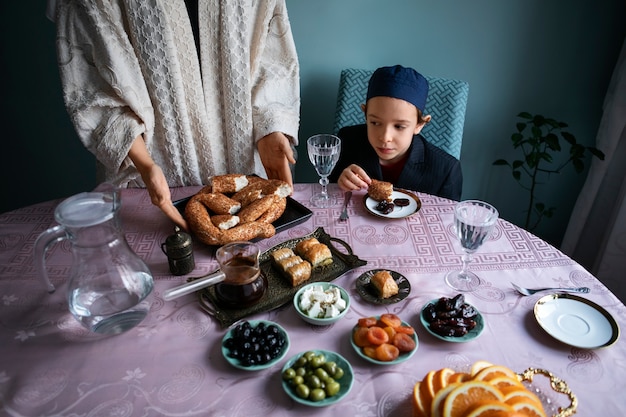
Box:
<box><xmin>362</xmin><ymin>96</ymin><xmax>427</xmax><ymax>166</ymax></box>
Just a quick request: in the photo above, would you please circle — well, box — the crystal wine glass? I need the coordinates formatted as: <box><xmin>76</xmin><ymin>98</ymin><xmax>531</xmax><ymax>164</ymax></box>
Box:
<box><xmin>445</xmin><ymin>200</ymin><xmax>499</xmax><ymax>292</ymax></box>
<box><xmin>307</xmin><ymin>134</ymin><xmax>341</xmax><ymax>208</ymax></box>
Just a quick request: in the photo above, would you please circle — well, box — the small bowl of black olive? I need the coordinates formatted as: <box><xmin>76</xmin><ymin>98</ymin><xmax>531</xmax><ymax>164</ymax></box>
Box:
<box><xmin>222</xmin><ymin>320</ymin><xmax>290</xmax><ymax>370</ymax></box>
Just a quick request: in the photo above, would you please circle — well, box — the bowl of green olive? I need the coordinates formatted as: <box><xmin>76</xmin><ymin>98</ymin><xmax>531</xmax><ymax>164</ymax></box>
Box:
<box><xmin>281</xmin><ymin>350</ymin><xmax>354</xmax><ymax>406</ymax></box>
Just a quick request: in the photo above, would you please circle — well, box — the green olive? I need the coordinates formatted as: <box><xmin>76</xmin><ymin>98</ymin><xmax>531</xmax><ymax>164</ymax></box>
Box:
<box><xmin>295</xmin><ymin>367</ymin><xmax>306</xmax><ymax>377</ymax></box>
<box><xmin>303</xmin><ymin>351</ymin><xmax>316</xmax><ymax>361</ymax></box>
<box><xmin>323</xmin><ymin>361</ymin><xmax>337</xmax><ymax>375</ymax></box>
<box><xmin>332</xmin><ymin>367</ymin><xmax>344</xmax><ymax>380</ymax></box>
<box><xmin>306</xmin><ymin>374</ymin><xmax>321</xmax><ymax>389</ymax></box>
<box><xmin>295</xmin><ymin>384</ymin><xmax>310</xmax><ymax>399</ymax></box>
<box><xmin>282</xmin><ymin>368</ymin><xmax>296</xmax><ymax>380</ymax></box>
<box><xmin>295</xmin><ymin>357</ymin><xmax>308</xmax><ymax>368</ymax></box>
<box><xmin>325</xmin><ymin>381</ymin><xmax>341</xmax><ymax>397</ymax></box>
<box><xmin>310</xmin><ymin>354</ymin><xmax>326</xmax><ymax>369</ymax></box>
<box><xmin>291</xmin><ymin>375</ymin><xmax>304</xmax><ymax>387</ymax></box>
<box><xmin>309</xmin><ymin>388</ymin><xmax>326</xmax><ymax>402</ymax></box>
<box><xmin>314</xmin><ymin>368</ymin><xmax>329</xmax><ymax>380</ymax></box>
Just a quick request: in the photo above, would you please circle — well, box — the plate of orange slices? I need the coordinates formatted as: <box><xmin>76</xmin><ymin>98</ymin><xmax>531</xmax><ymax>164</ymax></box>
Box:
<box><xmin>411</xmin><ymin>360</ymin><xmax>577</xmax><ymax>417</ymax></box>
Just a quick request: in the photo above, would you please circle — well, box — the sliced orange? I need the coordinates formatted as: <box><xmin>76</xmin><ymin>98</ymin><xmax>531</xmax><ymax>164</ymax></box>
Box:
<box><xmin>419</xmin><ymin>370</ymin><xmax>437</xmax><ymax>411</ymax></box>
<box><xmin>502</xmin><ymin>387</ymin><xmax>543</xmax><ymax>409</ymax></box>
<box><xmin>433</xmin><ymin>367</ymin><xmax>455</xmax><ymax>392</ymax></box>
<box><xmin>487</xmin><ymin>376</ymin><xmax>524</xmax><ymax>391</ymax></box>
<box><xmin>473</xmin><ymin>365</ymin><xmax>520</xmax><ymax>383</ymax></box>
<box><xmin>464</xmin><ymin>401</ymin><xmax>516</xmax><ymax>417</ymax></box>
<box><xmin>412</xmin><ymin>382</ymin><xmax>428</xmax><ymax>417</ymax></box>
<box><xmin>430</xmin><ymin>382</ymin><xmax>461</xmax><ymax>417</ymax></box>
<box><xmin>509</xmin><ymin>400</ymin><xmax>548</xmax><ymax>417</ymax></box>
<box><xmin>448</xmin><ymin>372</ymin><xmax>472</xmax><ymax>384</ymax></box>
<box><xmin>470</xmin><ymin>360</ymin><xmax>494</xmax><ymax>376</ymax></box>
<box><xmin>442</xmin><ymin>381</ymin><xmax>504</xmax><ymax>417</ymax></box>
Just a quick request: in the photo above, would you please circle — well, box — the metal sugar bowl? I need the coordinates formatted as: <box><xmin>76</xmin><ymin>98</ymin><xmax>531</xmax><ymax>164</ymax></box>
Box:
<box><xmin>162</xmin><ymin>226</ymin><xmax>195</xmax><ymax>276</ymax></box>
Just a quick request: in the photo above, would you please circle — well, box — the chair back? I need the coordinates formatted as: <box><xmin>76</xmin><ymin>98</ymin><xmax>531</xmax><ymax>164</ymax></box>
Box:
<box><xmin>333</xmin><ymin>68</ymin><xmax>469</xmax><ymax>159</ymax></box>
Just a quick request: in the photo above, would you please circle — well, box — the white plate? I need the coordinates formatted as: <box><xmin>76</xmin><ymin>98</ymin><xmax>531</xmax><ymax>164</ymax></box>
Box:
<box><xmin>363</xmin><ymin>189</ymin><xmax>421</xmax><ymax>219</ymax></box>
<box><xmin>533</xmin><ymin>294</ymin><xmax>619</xmax><ymax>349</ymax></box>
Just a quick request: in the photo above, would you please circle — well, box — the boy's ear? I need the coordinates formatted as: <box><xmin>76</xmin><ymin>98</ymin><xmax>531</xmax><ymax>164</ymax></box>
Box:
<box><xmin>360</xmin><ymin>103</ymin><xmax>367</xmax><ymax>114</ymax></box>
<box><xmin>414</xmin><ymin>114</ymin><xmax>432</xmax><ymax>134</ymax></box>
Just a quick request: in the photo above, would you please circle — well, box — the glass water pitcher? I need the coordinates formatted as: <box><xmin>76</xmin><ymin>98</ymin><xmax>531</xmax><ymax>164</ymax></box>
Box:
<box><xmin>34</xmin><ymin>184</ymin><xmax>154</xmax><ymax>335</ymax></box>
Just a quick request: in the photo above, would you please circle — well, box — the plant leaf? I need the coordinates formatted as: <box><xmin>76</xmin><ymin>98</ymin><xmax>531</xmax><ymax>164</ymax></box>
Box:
<box><xmin>588</xmin><ymin>147</ymin><xmax>605</xmax><ymax>160</ymax></box>
<box><xmin>561</xmin><ymin>131</ymin><xmax>576</xmax><ymax>145</ymax></box>
<box><xmin>531</xmin><ymin>125</ymin><xmax>542</xmax><ymax>138</ymax></box>
<box><xmin>545</xmin><ymin>133</ymin><xmax>561</xmax><ymax>151</ymax></box>
<box><xmin>493</xmin><ymin>159</ymin><xmax>509</xmax><ymax>166</ymax></box>
<box><xmin>512</xmin><ymin>160</ymin><xmax>524</xmax><ymax>169</ymax></box>
<box><xmin>513</xmin><ymin>171</ymin><xmax>521</xmax><ymax>181</ymax></box>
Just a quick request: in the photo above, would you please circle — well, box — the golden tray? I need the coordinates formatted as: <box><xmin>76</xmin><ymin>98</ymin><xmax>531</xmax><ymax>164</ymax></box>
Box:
<box><xmin>197</xmin><ymin>227</ymin><xmax>367</xmax><ymax>328</ymax></box>
<box><xmin>517</xmin><ymin>367</ymin><xmax>577</xmax><ymax>417</ymax></box>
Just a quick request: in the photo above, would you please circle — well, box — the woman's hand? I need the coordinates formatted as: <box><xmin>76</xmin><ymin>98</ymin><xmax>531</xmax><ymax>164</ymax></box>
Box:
<box><xmin>129</xmin><ymin>135</ymin><xmax>188</xmax><ymax>231</ymax></box>
<box><xmin>337</xmin><ymin>164</ymin><xmax>371</xmax><ymax>191</ymax></box>
<box><xmin>257</xmin><ymin>132</ymin><xmax>296</xmax><ymax>189</ymax></box>
<box><xmin>140</xmin><ymin>164</ymin><xmax>188</xmax><ymax>231</ymax></box>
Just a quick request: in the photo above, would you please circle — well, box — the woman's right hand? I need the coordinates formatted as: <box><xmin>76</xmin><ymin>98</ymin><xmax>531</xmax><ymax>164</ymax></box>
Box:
<box><xmin>140</xmin><ymin>164</ymin><xmax>188</xmax><ymax>231</ymax></box>
<box><xmin>337</xmin><ymin>164</ymin><xmax>371</xmax><ymax>191</ymax></box>
<box><xmin>129</xmin><ymin>135</ymin><xmax>188</xmax><ymax>231</ymax></box>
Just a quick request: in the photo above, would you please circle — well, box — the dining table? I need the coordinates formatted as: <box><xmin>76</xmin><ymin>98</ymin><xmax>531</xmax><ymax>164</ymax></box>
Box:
<box><xmin>1</xmin><ymin>183</ymin><xmax>625</xmax><ymax>417</ymax></box>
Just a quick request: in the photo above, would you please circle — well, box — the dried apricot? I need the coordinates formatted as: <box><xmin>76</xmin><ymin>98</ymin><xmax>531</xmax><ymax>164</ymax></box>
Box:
<box><xmin>383</xmin><ymin>326</ymin><xmax>397</xmax><ymax>340</ymax></box>
<box><xmin>362</xmin><ymin>346</ymin><xmax>377</xmax><ymax>360</ymax></box>
<box><xmin>375</xmin><ymin>343</ymin><xmax>400</xmax><ymax>362</ymax></box>
<box><xmin>353</xmin><ymin>326</ymin><xmax>371</xmax><ymax>347</ymax></box>
<box><xmin>358</xmin><ymin>317</ymin><xmax>378</xmax><ymax>327</ymax></box>
<box><xmin>379</xmin><ymin>313</ymin><xmax>402</xmax><ymax>328</ymax></box>
<box><xmin>395</xmin><ymin>324</ymin><xmax>415</xmax><ymax>335</ymax></box>
<box><xmin>366</xmin><ymin>326</ymin><xmax>389</xmax><ymax>345</ymax></box>
<box><xmin>392</xmin><ymin>332</ymin><xmax>416</xmax><ymax>352</ymax></box>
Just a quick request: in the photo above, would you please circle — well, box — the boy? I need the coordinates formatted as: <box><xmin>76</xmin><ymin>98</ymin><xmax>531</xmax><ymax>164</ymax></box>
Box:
<box><xmin>329</xmin><ymin>65</ymin><xmax>462</xmax><ymax>200</ymax></box>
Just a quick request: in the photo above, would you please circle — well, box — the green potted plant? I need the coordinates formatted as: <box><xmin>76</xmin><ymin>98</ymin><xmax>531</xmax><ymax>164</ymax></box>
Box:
<box><xmin>493</xmin><ymin>112</ymin><xmax>604</xmax><ymax>232</ymax></box>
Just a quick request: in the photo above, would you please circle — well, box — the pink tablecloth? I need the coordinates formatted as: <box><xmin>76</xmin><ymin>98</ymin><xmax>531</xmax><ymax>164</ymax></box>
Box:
<box><xmin>1</xmin><ymin>184</ymin><xmax>625</xmax><ymax>416</ymax></box>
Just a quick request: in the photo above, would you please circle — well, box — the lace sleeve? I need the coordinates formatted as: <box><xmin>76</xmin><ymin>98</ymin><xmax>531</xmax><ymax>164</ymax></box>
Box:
<box><xmin>250</xmin><ymin>0</ymin><xmax>301</xmax><ymax>145</ymax></box>
<box><xmin>55</xmin><ymin>0</ymin><xmax>152</xmax><ymax>175</ymax></box>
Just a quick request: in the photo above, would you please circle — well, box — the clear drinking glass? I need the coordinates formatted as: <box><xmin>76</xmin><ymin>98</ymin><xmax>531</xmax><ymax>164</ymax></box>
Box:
<box><xmin>445</xmin><ymin>200</ymin><xmax>499</xmax><ymax>292</ymax></box>
<box><xmin>307</xmin><ymin>134</ymin><xmax>341</xmax><ymax>208</ymax></box>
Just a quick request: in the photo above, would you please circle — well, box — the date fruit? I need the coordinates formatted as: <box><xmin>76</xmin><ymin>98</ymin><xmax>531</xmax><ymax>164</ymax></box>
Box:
<box><xmin>422</xmin><ymin>294</ymin><xmax>478</xmax><ymax>338</ymax></box>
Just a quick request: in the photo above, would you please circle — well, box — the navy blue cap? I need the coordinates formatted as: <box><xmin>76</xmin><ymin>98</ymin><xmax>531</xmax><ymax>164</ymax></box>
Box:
<box><xmin>366</xmin><ymin>65</ymin><xmax>429</xmax><ymax>112</ymax></box>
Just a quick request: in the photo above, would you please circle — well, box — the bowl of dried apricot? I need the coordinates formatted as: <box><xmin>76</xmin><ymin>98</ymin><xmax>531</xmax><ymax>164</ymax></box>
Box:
<box><xmin>350</xmin><ymin>313</ymin><xmax>418</xmax><ymax>365</ymax></box>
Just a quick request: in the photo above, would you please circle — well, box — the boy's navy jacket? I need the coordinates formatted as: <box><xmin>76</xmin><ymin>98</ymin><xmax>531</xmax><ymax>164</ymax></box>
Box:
<box><xmin>329</xmin><ymin>124</ymin><xmax>463</xmax><ymax>201</ymax></box>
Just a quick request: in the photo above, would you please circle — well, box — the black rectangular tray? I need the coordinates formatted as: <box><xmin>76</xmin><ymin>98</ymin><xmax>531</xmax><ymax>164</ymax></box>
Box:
<box><xmin>197</xmin><ymin>227</ymin><xmax>367</xmax><ymax>328</ymax></box>
<box><xmin>172</xmin><ymin>194</ymin><xmax>313</xmax><ymax>244</ymax></box>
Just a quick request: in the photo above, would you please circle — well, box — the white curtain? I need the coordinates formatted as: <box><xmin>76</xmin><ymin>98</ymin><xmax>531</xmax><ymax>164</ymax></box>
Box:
<box><xmin>562</xmin><ymin>37</ymin><xmax>626</xmax><ymax>296</ymax></box>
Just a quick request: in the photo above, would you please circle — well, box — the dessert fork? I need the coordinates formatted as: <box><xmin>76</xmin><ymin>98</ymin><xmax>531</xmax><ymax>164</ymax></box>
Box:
<box><xmin>511</xmin><ymin>283</ymin><xmax>590</xmax><ymax>296</ymax></box>
<box><xmin>339</xmin><ymin>191</ymin><xmax>352</xmax><ymax>221</ymax></box>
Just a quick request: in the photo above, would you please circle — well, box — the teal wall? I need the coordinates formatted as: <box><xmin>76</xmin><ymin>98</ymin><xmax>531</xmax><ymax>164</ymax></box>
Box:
<box><xmin>1</xmin><ymin>1</ymin><xmax>624</xmax><ymax>247</ymax></box>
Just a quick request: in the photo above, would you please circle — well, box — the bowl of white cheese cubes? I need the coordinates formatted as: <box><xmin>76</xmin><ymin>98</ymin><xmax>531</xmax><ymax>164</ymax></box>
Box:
<box><xmin>294</xmin><ymin>282</ymin><xmax>350</xmax><ymax>325</ymax></box>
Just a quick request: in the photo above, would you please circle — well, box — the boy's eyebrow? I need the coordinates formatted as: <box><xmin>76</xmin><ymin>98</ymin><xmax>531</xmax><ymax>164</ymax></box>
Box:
<box><xmin>367</xmin><ymin>113</ymin><xmax>412</xmax><ymax>124</ymax></box>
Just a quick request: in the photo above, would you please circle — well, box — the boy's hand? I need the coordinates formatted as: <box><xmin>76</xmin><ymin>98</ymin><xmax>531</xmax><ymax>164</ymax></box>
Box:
<box><xmin>337</xmin><ymin>164</ymin><xmax>371</xmax><ymax>191</ymax></box>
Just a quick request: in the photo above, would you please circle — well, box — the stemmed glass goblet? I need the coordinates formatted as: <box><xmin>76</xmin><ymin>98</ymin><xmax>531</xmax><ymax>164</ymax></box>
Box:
<box><xmin>445</xmin><ymin>200</ymin><xmax>499</xmax><ymax>292</ymax></box>
<box><xmin>307</xmin><ymin>134</ymin><xmax>341</xmax><ymax>208</ymax></box>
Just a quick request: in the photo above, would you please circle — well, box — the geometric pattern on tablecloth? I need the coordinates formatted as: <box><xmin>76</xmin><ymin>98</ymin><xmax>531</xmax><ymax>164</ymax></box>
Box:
<box><xmin>333</xmin><ymin>68</ymin><xmax>469</xmax><ymax>159</ymax></box>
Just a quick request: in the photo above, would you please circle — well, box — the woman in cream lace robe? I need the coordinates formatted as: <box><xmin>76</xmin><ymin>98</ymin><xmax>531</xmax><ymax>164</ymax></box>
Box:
<box><xmin>50</xmin><ymin>0</ymin><xmax>300</xmax><ymax>228</ymax></box>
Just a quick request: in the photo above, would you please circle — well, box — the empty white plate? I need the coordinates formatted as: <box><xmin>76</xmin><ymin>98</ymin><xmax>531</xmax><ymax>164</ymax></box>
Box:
<box><xmin>534</xmin><ymin>294</ymin><xmax>619</xmax><ymax>349</ymax></box>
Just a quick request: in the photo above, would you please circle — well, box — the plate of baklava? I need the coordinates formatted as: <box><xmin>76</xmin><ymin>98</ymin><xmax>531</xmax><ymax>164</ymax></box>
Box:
<box><xmin>363</xmin><ymin>180</ymin><xmax>421</xmax><ymax>219</ymax></box>
<box><xmin>356</xmin><ymin>269</ymin><xmax>411</xmax><ymax>305</ymax></box>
